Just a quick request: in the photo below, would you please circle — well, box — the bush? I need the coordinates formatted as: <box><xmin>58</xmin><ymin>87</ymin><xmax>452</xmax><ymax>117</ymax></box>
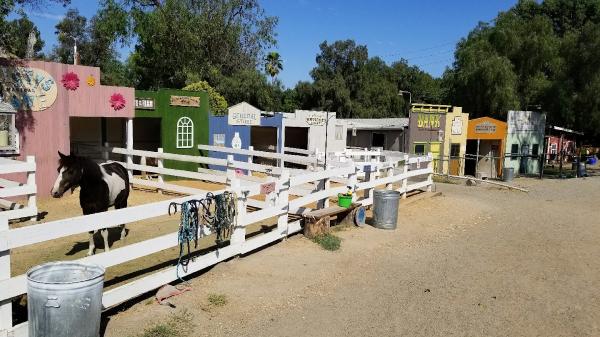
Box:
<box><xmin>183</xmin><ymin>81</ymin><xmax>228</xmax><ymax>115</ymax></box>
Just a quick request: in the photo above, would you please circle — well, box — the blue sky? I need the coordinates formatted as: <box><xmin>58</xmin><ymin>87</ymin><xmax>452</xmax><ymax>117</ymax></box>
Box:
<box><xmin>22</xmin><ymin>0</ymin><xmax>518</xmax><ymax>88</ymax></box>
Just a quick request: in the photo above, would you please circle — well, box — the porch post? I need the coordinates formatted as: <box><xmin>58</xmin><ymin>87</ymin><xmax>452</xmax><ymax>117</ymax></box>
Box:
<box><xmin>126</xmin><ymin>118</ymin><xmax>134</xmax><ymax>179</ymax></box>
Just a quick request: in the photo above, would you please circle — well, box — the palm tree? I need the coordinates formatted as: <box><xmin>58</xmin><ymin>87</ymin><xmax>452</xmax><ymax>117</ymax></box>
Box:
<box><xmin>264</xmin><ymin>51</ymin><xmax>283</xmax><ymax>83</ymax></box>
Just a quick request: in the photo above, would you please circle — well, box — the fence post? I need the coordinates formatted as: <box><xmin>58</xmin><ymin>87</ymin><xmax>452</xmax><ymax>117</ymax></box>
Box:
<box><xmin>247</xmin><ymin>146</ymin><xmax>253</xmax><ymax>176</ymax></box>
<box><xmin>126</xmin><ymin>118</ymin><xmax>134</xmax><ymax>179</ymax></box>
<box><xmin>348</xmin><ymin>164</ymin><xmax>359</xmax><ymax>203</ymax></box>
<box><xmin>401</xmin><ymin>154</ymin><xmax>409</xmax><ymax>199</ymax></box>
<box><xmin>363</xmin><ymin>164</ymin><xmax>373</xmax><ymax>205</ymax></box>
<box><xmin>277</xmin><ymin>170</ymin><xmax>290</xmax><ymax>236</ymax></box>
<box><xmin>26</xmin><ymin>156</ymin><xmax>37</xmax><ymax>222</ymax></box>
<box><xmin>316</xmin><ymin>176</ymin><xmax>330</xmax><ymax>209</ymax></box>
<box><xmin>227</xmin><ymin>155</ymin><xmax>246</xmax><ymax>247</ymax></box>
<box><xmin>0</xmin><ymin>216</ymin><xmax>12</xmax><ymax>334</ymax></box>
<box><xmin>103</xmin><ymin>141</ymin><xmax>109</xmax><ymax>161</ymax></box>
<box><xmin>427</xmin><ymin>153</ymin><xmax>433</xmax><ymax>192</ymax></box>
<box><xmin>386</xmin><ymin>165</ymin><xmax>394</xmax><ymax>190</ymax></box>
<box><xmin>157</xmin><ymin>148</ymin><xmax>164</xmax><ymax>194</ymax></box>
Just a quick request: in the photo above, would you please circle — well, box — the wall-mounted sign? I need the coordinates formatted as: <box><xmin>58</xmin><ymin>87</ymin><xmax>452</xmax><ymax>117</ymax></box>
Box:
<box><xmin>135</xmin><ymin>98</ymin><xmax>155</xmax><ymax>110</ymax></box>
<box><xmin>0</xmin><ymin>66</ymin><xmax>57</xmax><ymax>111</ymax></box>
<box><xmin>451</xmin><ymin>117</ymin><xmax>463</xmax><ymax>135</ymax></box>
<box><xmin>475</xmin><ymin>121</ymin><xmax>497</xmax><ymax>134</ymax></box>
<box><xmin>231</xmin><ymin>132</ymin><xmax>242</xmax><ymax>149</ymax></box>
<box><xmin>228</xmin><ymin>109</ymin><xmax>260</xmax><ymax>126</ymax></box>
<box><xmin>305</xmin><ymin>113</ymin><xmax>326</xmax><ymax>126</ymax></box>
<box><xmin>213</xmin><ymin>133</ymin><xmax>225</xmax><ymax>147</ymax></box>
<box><xmin>170</xmin><ymin>95</ymin><xmax>200</xmax><ymax>107</ymax></box>
<box><xmin>509</xmin><ymin>111</ymin><xmax>545</xmax><ymax>132</ymax></box>
<box><xmin>417</xmin><ymin>113</ymin><xmax>441</xmax><ymax>129</ymax></box>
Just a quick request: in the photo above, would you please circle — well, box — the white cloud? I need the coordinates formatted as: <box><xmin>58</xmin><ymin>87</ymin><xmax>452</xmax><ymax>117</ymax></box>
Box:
<box><xmin>27</xmin><ymin>11</ymin><xmax>64</xmax><ymax>21</ymax></box>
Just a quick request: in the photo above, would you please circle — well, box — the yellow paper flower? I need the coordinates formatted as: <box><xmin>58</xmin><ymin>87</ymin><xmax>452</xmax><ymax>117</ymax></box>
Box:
<box><xmin>86</xmin><ymin>75</ymin><xmax>96</xmax><ymax>87</ymax></box>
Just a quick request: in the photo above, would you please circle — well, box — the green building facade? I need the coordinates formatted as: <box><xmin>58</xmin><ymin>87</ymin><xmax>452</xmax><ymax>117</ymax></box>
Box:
<box><xmin>134</xmin><ymin>88</ymin><xmax>209</xmax><ymax>173</ymax></box>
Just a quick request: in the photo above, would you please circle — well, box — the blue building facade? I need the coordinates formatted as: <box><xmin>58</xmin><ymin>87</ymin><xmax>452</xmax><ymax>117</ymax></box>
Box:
<box><xmin>208</xmin><ymin>113</ymin><xmax>284</xmax><ymax>170</ymax></box>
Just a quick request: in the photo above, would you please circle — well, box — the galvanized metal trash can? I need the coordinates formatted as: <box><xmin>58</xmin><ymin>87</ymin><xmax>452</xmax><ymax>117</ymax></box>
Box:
<box><xmin>27</xmin><ymin>262</ymin><xmax>105</xmax><ymax>337</ymax></box>
<box><xmin>577</xmin><ymin>162</ymin><xmax>587</xmax><ymax>177</ymax></box>
<box><xmin>372</xmin><ymin>189</ymin><xmax>401</xmax><ymax>230</ymax></box>
<box><xmin>502</xmin><ymin>167</ymin><xmax>514</xmax><ymax>182</ymax></box>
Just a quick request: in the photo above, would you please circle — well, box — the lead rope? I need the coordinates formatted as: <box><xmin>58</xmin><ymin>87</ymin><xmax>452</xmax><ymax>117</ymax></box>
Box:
<box><xmin>169</xmin><ymin>191</ymin><xmax>238</xmax><ymax>282</ymax></box>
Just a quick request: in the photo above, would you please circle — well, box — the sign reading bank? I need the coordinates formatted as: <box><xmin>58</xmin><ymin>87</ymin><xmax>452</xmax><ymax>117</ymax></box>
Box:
<box><xmin>227</xmin><ymin>101</ymin><xmax>261</xmax><ymax>126</ymax></box>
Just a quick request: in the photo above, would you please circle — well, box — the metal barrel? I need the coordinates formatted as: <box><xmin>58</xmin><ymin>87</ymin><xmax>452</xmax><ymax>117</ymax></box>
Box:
<box><xmin>372</xmin><ymin>189</ymin><xmax>401</xmax><ymax>230</ymax></box>
<box><xmin>578</xmin><ymin>162</ymin><xmax>587</xmax><ymax>177</ymax></box>
<box><xmin>27</xmin><ymin>262</ymin><xmax>105</xmax><ymax>337</ymax></box>
<box><xmin>502</xmin><ymin>167</ymin><xmax>514</xmax><ymax>182</ymax></box>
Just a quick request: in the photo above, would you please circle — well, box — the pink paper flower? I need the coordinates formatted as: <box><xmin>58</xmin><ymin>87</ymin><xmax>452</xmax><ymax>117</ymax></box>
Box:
<box><xmin>110</xmin><ymin>93</ymin><xmax>126</xmax><ymax>111</ymax></box>
<box><xmin>61</xmin><ymin>72</ymin><xmax>80</xmax><ymax>90</ymax></box>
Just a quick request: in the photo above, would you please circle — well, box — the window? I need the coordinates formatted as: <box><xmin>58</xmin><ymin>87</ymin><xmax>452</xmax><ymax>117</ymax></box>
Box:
<box><xmin>176</xmin><ymin>117</ymin><xmax>194</xmax><ymax>148</ymax></box>
<box><xmin>414</xmin><ymin>143</ymin><xmax>426</xmax><ymax>154</ymax></box>
<box><xmin>550</xmin><ymin>143</ymin><xmax>557</xmax><ymax>154</ymax></box>
<box><xmin>372</xmin><ymin>132</ymin><xmax>386</xmax><ymax>148</ymax></box>
<box><xmin>511</xmin><ymin>144</ymin><xmax>519</xmax><ymax>161</ymax></box>
<box><xmin>335</xmin><ymin>125</ymin><xmax>344</xmax><ymax>140</ymax></box>
<box><xmin>450</xmin><ymin>143</ymin><xmax>460</xmax><ymax>157</ymax></box>
<box><xmin>532</xmin><ymin>144</ymin><xmax>539</xmax><ymax>157</ymax></box>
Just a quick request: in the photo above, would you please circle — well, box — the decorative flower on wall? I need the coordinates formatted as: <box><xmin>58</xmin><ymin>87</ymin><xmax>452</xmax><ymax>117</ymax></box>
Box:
<box><xmin>109</xmin><ymin>93</ymin><xmax>126</xmax><ymax>111</ymax></box>
<box><xmin>61</xmin><ymin>72</ymin><xmax>79</xmax><ymax>91</ymax></box>
<box><xmin>86</xmin><ymin>75</ymin><xmax>96</xmax><ymax>87</ymax></box>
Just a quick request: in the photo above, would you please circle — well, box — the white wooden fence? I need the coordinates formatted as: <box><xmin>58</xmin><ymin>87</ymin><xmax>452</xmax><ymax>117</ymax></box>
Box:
<box><xmin>0</xmin><ymin>156</ymin><xmax>37</xmax><ymax>222</ymax></box>
<box><xmin>0</xmin><ymin>146</ymin><xmax>432</xmax><ymax>337</ymax></box>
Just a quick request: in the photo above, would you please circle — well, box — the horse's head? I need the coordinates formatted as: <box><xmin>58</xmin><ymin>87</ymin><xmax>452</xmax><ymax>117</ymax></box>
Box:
<box><xmin>51</xmin><ymin>151</ymin><xmax>83</xmax><ymax>198</ymax></box>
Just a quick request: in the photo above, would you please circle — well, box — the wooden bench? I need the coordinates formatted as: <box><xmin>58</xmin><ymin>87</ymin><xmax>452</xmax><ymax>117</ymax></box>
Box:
<box><xmin>303</xmin><ymin>203</ymin><xmax>366</xmax><ymax>238</ymax></box>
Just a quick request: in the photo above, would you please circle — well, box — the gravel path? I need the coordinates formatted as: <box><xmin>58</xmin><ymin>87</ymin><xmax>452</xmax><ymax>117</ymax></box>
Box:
<box><xmin>105</xmin><ymin>177</ymin><xmax>600</xmax><ymax>337</ymax></box>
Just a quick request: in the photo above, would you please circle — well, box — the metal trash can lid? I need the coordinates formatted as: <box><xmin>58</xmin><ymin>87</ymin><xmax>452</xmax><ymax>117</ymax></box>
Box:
<box><xmin>27</xmin><ymin>262</ymin><xmax>105</xmax><ymax>285</ymax></box>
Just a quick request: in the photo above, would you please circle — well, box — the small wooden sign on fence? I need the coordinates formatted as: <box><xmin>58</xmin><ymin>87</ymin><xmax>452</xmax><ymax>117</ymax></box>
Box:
<box><xmin>260</xmin><ymin>182</ymin><xmax>276</xmax><ymax>195</ymax></box>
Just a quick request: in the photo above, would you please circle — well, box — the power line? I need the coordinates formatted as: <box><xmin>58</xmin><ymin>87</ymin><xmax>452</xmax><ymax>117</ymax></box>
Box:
<box><xmin>380</xmin><ymin>41</ymin><xmax>459</xmax><ymax>58</ymax></box>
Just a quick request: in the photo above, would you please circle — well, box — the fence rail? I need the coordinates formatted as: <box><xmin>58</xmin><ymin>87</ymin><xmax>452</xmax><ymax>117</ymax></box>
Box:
<box><xmin>0</xmin><ymin>156</ymin><xmax>37</xmax><ymax>222</ymax></box>
<box><xmin>0</xmin><ymin>147</ymin><xmax>432</xmax><ymax>337</ymax></box>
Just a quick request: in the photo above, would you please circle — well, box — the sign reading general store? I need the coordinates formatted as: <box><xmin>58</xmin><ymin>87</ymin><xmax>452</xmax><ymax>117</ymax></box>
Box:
<box><xmin>228</xmin><ymin>109</ymin><xmax>260</xmax><ymax>125</ymax></box>
<box><xmin>170</xmin><ymin>95</ymin><xmax>200</xmax><ymax>107</ymax></box>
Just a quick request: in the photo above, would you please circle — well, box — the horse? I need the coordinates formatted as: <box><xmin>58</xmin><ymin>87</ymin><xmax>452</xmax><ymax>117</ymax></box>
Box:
<box><xmin>51</xmin><ymin>151</ymin><xmax>130</xmax><ymax>255</ymax></box>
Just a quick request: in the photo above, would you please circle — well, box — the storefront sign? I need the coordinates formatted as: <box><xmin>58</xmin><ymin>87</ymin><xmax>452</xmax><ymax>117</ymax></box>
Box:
<box><xmin>135</xmin><ymin>97</ymin><xmax>155</xmax><ymax>110</ymax></box>
<box><xmin>451</xmin><ymin>117</ymin><xmax>463</xmax><ymax>135</ymax></box>
<box><xmin>305</xmin><ymin>113</ymin><xmax>326</xmax><ymax>126</ymax></box>
<box><xmin>228</xmin><ymin>109</ymin><xmax>260</xmax><ymax>126</ymax></box>
<box><xmin>0</xmin><ymin>66</ymin><xmax>57</xmax><ymax>111</ymax></box>
<box><xmin>170</xmin><ymin>95</ymin><xmax>200</xmax><ymax>107</ymax></box>
<box><xmin>474</xmin><ymin>121</ymin><xmax>497</xmax><ymax>134</ymax></box>
<box><xmin>510</xmin><ymin>111</ymin><xmax>544</xmax><ymax>132</ymax></box>
<box><xmin>417</xmin><ymin>113</ymin><xmax>441</xmax><ymax>129</ymax></box>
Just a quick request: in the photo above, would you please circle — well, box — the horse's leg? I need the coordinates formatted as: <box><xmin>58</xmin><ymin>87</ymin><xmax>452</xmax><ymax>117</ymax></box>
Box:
<box><xmin>115</xmin><ymin>193</ymin><xmax>128</xmax><ymax>240</ymax></box>
<box><xmin>87</xmin><ymin>230</ymin><xmax>96</xmax><ymax>256</ymax></box>
<box><xmin>101</xmin><ymin>228</ymin><xmax>110</xmax><ymax>253</ymax></box>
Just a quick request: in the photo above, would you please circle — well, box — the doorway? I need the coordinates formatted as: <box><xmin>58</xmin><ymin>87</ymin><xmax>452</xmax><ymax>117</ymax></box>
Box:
<box><xmin>372</xmin><ymin>132</ymin><xmax>386</xmax><ymax>149</ymax></box>
<box><xmin>284</xmin><ymin>127</ymin><xmax>308</xmax><ymax>150</ymax></box>
<box><xmin>251</xmin><ymin>126</ymin><xmax>278</xmax><ymax>166</ymax></box>
<box><xmin>520</xmin><ymin>144</ymin><xmax>529</xmax><ymax>174</ymax></box>
<box><xmin>449</xmin><ymin>143</ymin><xmax>461</xmax><ymax>175</ymax></box>
<box><xmin>70</xmin><ymin>117</ymin><xmax>126</xmax><ymax>161</ymax></box>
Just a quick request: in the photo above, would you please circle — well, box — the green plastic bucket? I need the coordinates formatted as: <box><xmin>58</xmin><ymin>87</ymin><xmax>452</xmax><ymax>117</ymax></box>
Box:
<box><xmin>338</xmin><ymin>194</ymin><xmax>352</xmax><ymax>208</ymax></box>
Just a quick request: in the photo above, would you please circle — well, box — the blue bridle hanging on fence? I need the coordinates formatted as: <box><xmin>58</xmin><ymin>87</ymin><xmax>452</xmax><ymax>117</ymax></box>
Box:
<box><xmin>169</xmin><ymin>191</ymin><xmax>237</xmax><ymax>282</ymax></box>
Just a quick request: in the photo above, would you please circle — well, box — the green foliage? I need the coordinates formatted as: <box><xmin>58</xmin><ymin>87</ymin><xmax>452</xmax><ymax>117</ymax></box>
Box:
<box><xmin>312</xmin><ymin>233</ymin><xmax>341</xmax><ymax>251</ymax></box>
<box><xmin>209</xmin><ymin>68</ymin><xmax>285</xmax><ymax>111</ymax></box>
<box><xmin>297</xmin><ymin>39</ymin><xmax>442</xmax><ymax>118</ymax></box>
<box><xmin>183</xmin><ymin>81</ymin><xmax>228</xmax><ymax>115</ymax></box>
<box><xmin>445</xmin><ymin>0</ymin><xmax>600</xmax><ymax>138</ymax></box>
<box><xmin>0</xmin><ymin>11</ymin><xmax>44</xmax><ymax>59</ymax></box>
<box><xmin>264</xmin><ymin>51</ymin><xmax>283</xmax><ymax>81</ymax></box>
<box><xmin>128</xmin><ymin>0</ymin><xmax>278</xmax><ymax>89</ymax></box>
<box><xmin>207</xmin><ymin>293</ymin><xmax>228</xmax><ymax>307</ymax></box>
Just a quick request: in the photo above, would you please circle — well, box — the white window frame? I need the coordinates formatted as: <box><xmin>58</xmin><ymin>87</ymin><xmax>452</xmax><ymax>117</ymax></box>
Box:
<box><xmin>176</xmin><ymin>117</ymin><xmax>194</xmax><ymax>149</ymax></box>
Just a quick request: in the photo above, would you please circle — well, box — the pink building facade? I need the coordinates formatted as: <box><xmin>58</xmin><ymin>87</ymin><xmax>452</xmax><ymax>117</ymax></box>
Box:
<box><xmin>0</xmin><ymin>59</ymin><xmax>134</xmax><ymax>196</ymax></box>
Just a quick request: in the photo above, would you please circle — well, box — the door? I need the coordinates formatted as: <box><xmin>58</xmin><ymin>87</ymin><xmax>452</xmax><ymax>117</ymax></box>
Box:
<box><xmin>430</xmin><ymin>142</ymin><xmax>441</xmax><ymax>173</ymax></box>
<box><xmin>520</xmin><ymin>144</ymin><xmax>529</xmax><ymax>174</ymax></box>
<box><xmin>449</xmin><ymin>143</ymin><xmax>460</xmax><ymax>175</ymax></box>
<box><xmin>372</xmin><ymin>132</ymin><xmax>386</xmax><ymax>149</ymax></box>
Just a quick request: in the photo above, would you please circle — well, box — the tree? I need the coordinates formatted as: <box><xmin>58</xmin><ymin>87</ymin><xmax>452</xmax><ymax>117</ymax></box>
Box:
<box><xmin>264</xmin><ymin>51</ymin><xmax>283</xmax><ymax>83</ymax></box>
<box><xmin>125</xmin><ymin>0</ymin><xmax>278</xmax><ymax>89</ymax></box>
<box><xmin>0</xmin><ymin>0</ymin><xmax>69</xmax><ymax>55</ymax></box>
<box><xmin>183</xmin><ymin>81</ymin><xmax>228</xmax><ymax>115</ymax></box>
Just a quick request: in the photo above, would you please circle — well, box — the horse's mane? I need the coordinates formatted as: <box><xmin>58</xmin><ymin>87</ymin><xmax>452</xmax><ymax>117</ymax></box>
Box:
<box><xmin>59</xmin><ymin>154</ymin><xmax>103</xmax><ymax>180</ymax></box>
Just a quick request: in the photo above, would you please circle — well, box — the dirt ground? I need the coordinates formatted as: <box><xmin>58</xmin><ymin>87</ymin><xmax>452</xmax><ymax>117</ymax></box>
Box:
<box><xmin>96</xmin><ymin>176</ymin><xmax>600</xmax><ymax>337</ymax></box>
